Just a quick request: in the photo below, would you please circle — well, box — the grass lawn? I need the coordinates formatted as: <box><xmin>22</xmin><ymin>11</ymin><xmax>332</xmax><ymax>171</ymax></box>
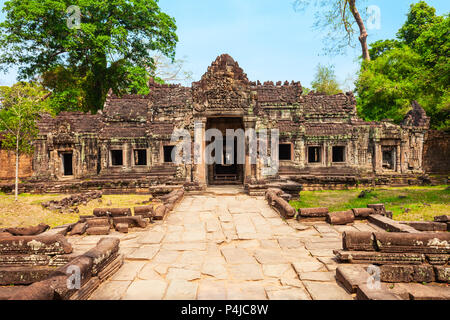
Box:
<box><xmin>0</xmin><ymin>193</ymin><xmax>153</xmax><ymax>228</ymax></box>
<box><xmin>290</xmin><ymin>185</ymin><xmax>450</xmax><ymax>222</ymax></box>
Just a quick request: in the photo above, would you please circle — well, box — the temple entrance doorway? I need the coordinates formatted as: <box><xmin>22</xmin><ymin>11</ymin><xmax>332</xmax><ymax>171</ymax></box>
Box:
<box><xmin>206</xmin><ymin>117</ymin><xmax>244</xmax><ymax>185</ymax></box>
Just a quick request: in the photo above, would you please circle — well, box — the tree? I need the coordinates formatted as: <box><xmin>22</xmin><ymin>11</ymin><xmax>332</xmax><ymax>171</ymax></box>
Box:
<box><xmin>0</xmin><ymin>0</ymin><xmax>178</xmax><ymax>113</ymax></box>
<box><xmin>0</xmin><ymin>82</ymin><xmax>50</xmax><ymax>200</ymax></box>
<box><xmin>293</xmin><ymin>0</ymin><xmax>371</xmax><ymax>60</ymax></box>
<box><xmin>356</xmin><ymin>2</ymin><xmax>449</xmax><ymax>130</ymax></box>
<box><xmin>151</xmin><ymin>53</ymin><xmax>193</xmax><ymax>85</ymax></box>
<box><xmin>311</xmin><ymin>64</ymin><xmax>342</xmax><ymax>95</ymax></box>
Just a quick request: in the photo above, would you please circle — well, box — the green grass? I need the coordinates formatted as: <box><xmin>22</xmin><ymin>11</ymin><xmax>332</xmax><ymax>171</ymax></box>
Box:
<box><xmin>0</xmin><ymin>193</ymin><xmax>154</xmax><ymax>228</ymax></box>
<box><xmin>290</xmin><ymin>185</ymin><xmax>450</xmax><ymax>221</ymax></box>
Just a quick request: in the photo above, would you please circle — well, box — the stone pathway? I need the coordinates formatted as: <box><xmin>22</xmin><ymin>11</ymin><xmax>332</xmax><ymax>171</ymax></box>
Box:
<box><xmin>72</xmin><ymin>191</ymin><xmax>382</xmax><ymax>300</ymax></box>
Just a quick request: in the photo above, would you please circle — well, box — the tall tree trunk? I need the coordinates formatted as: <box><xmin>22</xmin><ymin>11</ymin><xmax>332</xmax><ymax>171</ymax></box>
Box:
<box><xmin>349</xmin><ymin>0</ymin><xmax>371</xmax><ymax>61</ymax></box>
<box><xmin>15</xmin><ymin>135</ymin><xmax>19</xmax><ymax>201</ymax></box>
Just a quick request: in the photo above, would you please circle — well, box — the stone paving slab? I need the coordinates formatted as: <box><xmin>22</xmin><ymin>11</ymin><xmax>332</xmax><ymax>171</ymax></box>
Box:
<box><xmin>87</xmin><ymin>192</ymin><xmax>359</xmax><ymax>300</ymax></box>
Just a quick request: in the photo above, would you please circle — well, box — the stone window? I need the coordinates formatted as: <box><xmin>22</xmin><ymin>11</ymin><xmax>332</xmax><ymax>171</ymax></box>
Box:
<box><xmin>332</xmin><ymin>146</ymin><xmax>345</xmax><ymax>163</ymax></box>
<box><xmin>279</xmin><ymin>144</ymin><xmax>292</xmax><ymax>161</ymax></box>
<box><xmin>134</xmin><ymin>149</ymin><xmax>147</xmax><ymax>166</ymax></box>
<box><xmin>308</xmin><ymin>146</ymin><xmax>321</xmax><ymax>163</ymax></box>
<box><xmin>163</xmin><ymin>146</ymin><xmax>175</xmax><ymax>163</ymax></box>
<box><xmin>110</xmin><ymin>150</ymin><xmax>123</xmax><ymax>166</ymax></box>
<box><xmin>61</xmin><ymin>153</ymin><xmax>73</xmax><ymax>176</ymax></box>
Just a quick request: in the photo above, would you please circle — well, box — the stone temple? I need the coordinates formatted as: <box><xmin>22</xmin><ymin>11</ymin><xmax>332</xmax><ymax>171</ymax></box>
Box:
<box><xmin>16</xmin><ymin>54</ymin><xmax>437</xmax><ymax>194</ymax></box>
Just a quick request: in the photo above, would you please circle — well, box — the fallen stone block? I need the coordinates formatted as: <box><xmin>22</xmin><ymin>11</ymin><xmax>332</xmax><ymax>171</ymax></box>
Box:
<box><xmin>134</xmin><ymin>205</ymin><xmax>154</xmax><ymax>219</ymax></box>
<box><xmin>271</xmin><ymin>195</ymin><xmax>296</xmax><ymax>219</ymax></box>
<box><xmin>374</xmin><ymin>232</ymin><xmax>450</xmax><ymax>254</ymax></box>
<box><xmin>327</xmin><ymin>210</ymin><xmax>355</xmax><ymax>225</ymax></box>
<box><xmin>336</xmin><ymin>265</ymin><xmax>371</xmax><ymax>294</ymax></box>
<box><xmin>78</xmin><ymin>215</ymin><xmax>95</xmax><ymax>222</ymax></box>
<box><xmin>68</xmin><ymin>277</ymin><xmax>100</xmax><ymax>300</ymax></box>
<box><xmin>8</xmin><ymin>279</ymin><xmax>55</xmax><ymax>300</ymax></box>
<box><xmin>352</xmin><ymin>208</ymin><xmax>375</xmax><ymax>219</ymax></box>
<box><xmin>425</xmin><ymin>254</ymin><xmax>449</xmax><ymax>265</ymax></box>
<box><xmin>334</xmin><ymin>250</ymin><xmax>425</xmax><ymax>265</ymax></box>
<box><xmin>0</xmin><ymin>235</ymin><xmax>72</xmax><ymax>255</ymax></box>
<box><xmin>153</xmin><ymin>205</ymin><xmax>167</xmax><ymax>220</ymax></box>
<box><xmin>399</xmin><ymin>221</ymin><xmax>447</xmax><ymax>232</ymax></box>
<box><xmin>82</xmin><ymin>238</ymin><xmax>120</xmax><ymax>275</ymax></box>
<box><xmin>115</xmin><ymin>223</ymin><xmax>128</xmax><ymax>233</ymax></box>
<box><xmin>342</xmin><ymin>231</ymin><xmax>376</xmax><ymax>251</ymax></box>
<box><xmin>368</xmin><ymin>214</ymin><xmax>419</xmax><ymax>233</ymax></box>
<box><xmin>356</xmin><ymin>283</ymin><xmax>403</xmax><ymax>300</ymax></box>
<box><xmin>70</xmin><ymin>222</ymin><xmax>88</xmax><ymax>236</ymax></box>
<box><xmin>0</xmin><ymin>254</ymin><xmax>50</xmax><ymax>266</ymax></box>
<box><xmin>112</xmin><ymin>216</ymin><xmax>147</xmax><ymax>228</ymax></box>
<box><xmin>433</xmin><ymin>265</ymin><xmax>450</xmax><ymax>283</ymax></box>
<box><xmin>86</xmin><ymin>226</ymin><xmax>110</xmax><ymax>235</ymax></box>
<box><xmin>86</xmin><ymin>217</ymin><xmax>110</xmax><ymax>228</ymax></box>
<box><xmin>5</xmin><ymin>223</ymin><xmax>50</xmax><ymax>236</ymax></box>
<box><xmin>41</xmin><ymin>223</ymin><xmax>75</xmax><ymax>237</ymax></box>
<box><xmin>0</xmin><ymin>286</ymin><xmax>24</xmax><ymax>300</ymax></box>
<box><xmin>93</xmin><ymin>208</ymin><xmax>131</xmax><ymax>217</ymax></box>
<box><xmin>434</xmin><ymin>215</ymin><xmax>450</xmax><ymax>223</ymax></box>
<box><xmin>297</xmin><ymin>207</ymin><xmax>329</xmax><ymax>219</ymax></box>
<box><xmin>380</xmin><ymin>264</ymin><xmax>435</xmax><ymax>283</ymax></box>
<box><xmin>0</xmin><ymin>266</ymin><xmax>56</xmax><ymax>285</ymax></box>
<box><xmin>0</xmin><ymin>231</ymin><xmax>12</xmax><ymax>238</ymax></box>
<box><xmin>98</xmin><ymin>254</ymin><xmax>123</xmax><ymax>281</ymax></box>
<box><xmin>54</xmin><ymin>255</ymin><xmax>93</xmax><ymax>288</ymax></box>
<box><xmin>367</xmin><ymin>204</ymin><xmax>386</xmax><ymax>215</ymax></box>
<box><xmin>402</xmin><ymin>283</ymin><xmax>450</xmax><ymax>300</ymax></box>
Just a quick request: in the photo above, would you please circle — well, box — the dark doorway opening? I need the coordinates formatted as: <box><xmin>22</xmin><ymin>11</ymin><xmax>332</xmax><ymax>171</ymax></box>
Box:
<box><xmin>134</xmin><ymin>149</ymin><xmax>147</xmax><ymax>166</ymax></box>
<box><xmin>279</xmin><ymin>144</ymin><xmax>292</xmax><ymax>161</ymax></box>
<box><xmin>206</xmin><ymin>117</ymin><xmax>244</xmax><ymax>185</ymax></box>
<box><xmin>163</xmin><ymin>146</ymin><xmax>175</xmax><ymax>163</ymax></box>
<box><xmin>111</xmin><ymin>150</ymin><xmax>123</xmax><ymax>166</ymax></box>
<box><xmin>62</xmin><ymin>153</ymin><xmax>73</xmax><ymax>176</ymax></box>
<box><xmin>382</xmin><ymin>147</ymin><xmax>395</xmax><ymax>170</ymax></box>
<box><xmin>308</xmin><ymin>146</ymin><xmax>321</xmax><ymax>163</ymax></box>
<box><xmin>332</xmin><ymin>146</ymin><xmax>345</xmax><ymax>163</ymax></box>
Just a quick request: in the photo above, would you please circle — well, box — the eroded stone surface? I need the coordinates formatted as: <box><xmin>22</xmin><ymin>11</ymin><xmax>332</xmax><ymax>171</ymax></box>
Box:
<box><xmin>87</xmin><ymin>193</ymin><xmax>354</xmax><ymax>300</ymax></box>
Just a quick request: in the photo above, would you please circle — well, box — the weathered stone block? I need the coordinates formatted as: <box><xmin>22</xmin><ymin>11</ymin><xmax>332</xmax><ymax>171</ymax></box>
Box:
<box><xmin>326</xmin><ymin>210</ymin><xmax>354</xmax><ymax>225</ymax></box>
<box><xmin>433</xmin><ymin>265</ymin><xmax>450</xmax><ymax>283</ymax></box>
<box><xmin>86</xmin><ymin>226</ymin><xmax>110</xmax><ymax>235</ymax></box>
<box><xmin>0</xmin><ymin>266</ymin><xmax>56</xmax><ymax>285</ymax></box>
<box><xmin>112</xmin><ymin>216</ymin><xmax>147</xmax><ymax>228</ymax></box>
<box><xmin>356</xmin><ymin>283</ymin><xmax>403</xmax><ymax>300</ymax></box>
<box><xmin>70</xmin><ymin>222</ymin><xmax>88</xmax><ymax>236</ymax></box>
<box><xmin>434</xmin><ymin>215</ymin><xmax>450</xmax><ymax>223</ymax></box>
<box><xmin>0</xmin><ymin>235</ymin><xmax>72</xmax><ymax>255</ymax></box>
<box><xmin>5</xmin><ymin>223</ymin><xmax>50</xmax><ymax>236</ymax></box>
<box><xmin>334</xmin><ymin>250</ymin><xmax>425</xmax><ymax>265</ymax></box>
<box><xmin>93</xmin><ymin>208</ymin><xmax>131</xmax><ymax>217</ymax></box>
<box><xmin>335</xmin><ymin>265</ymin><xmax>371</xmax><ymax>294</ymax></box>
<box><xmin>380</xmin><ymin>265</ymin><xmax>435</xmax><ymax>283</ymax></box>
<box><xmin>115</xmin><ymin>223</ymin><xmax>128</xmax><ymax>233</ymax></box>
<box><xmin>298</xmin><ymin>207</ymin><xmax>328</xmax><ymax>218</ymax></box>
<box><xmin>342</xmin><ymin>231</ymin><xmax>376</xmax><ymax>251</ymax></box>
<box><xmin>400</xmin><ymin>221</ymin><xmax>447</xmax><ymax>232</ymax></box>
<box><xmin>352</xmin><ymin>208</ymin><xmax>375</xmax><ymax>219</ymax></box>
<box><xmin>368</xmin><ymin>215</ymin><xmax>420</xmax><ymax>233</ymax></box>
<box><xmin>374</xmin><ymin>232</ymin><xmax>450</xmax><ymax>254</ymax></box>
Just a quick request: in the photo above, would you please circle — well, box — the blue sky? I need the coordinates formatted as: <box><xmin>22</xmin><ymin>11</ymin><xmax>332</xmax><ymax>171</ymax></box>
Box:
<box><xmin>0</xmin><ymin>0</ymin><xmax>449</xmax><ymax>89</ymax></box>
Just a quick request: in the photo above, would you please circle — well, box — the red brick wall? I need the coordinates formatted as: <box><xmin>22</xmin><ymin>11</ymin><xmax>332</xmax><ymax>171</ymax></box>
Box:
<box><xmin>423</xmin><ymin>130</ymin><xmax>450</xmax><ymax>174</ymax></box>
<box><xmin>0</xmin><ymin>150</ymin><xmax>33</xmax><ymax>181</ymax></box>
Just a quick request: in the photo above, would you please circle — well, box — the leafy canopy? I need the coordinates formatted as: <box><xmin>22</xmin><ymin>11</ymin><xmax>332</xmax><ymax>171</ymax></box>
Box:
<box><xmin>356</xmin><ymin>1</ymin><xmax>449</xmax><ymax>130</ymax></box>
<box><xmin>0</xmin><ymin>0</ymin><xmax>178</xmax><ymax>113</ymax></box>
<box><xmin>0</xmin><ymin>82</ymin><xmax>50</xmax><ymax>154</ymax></box>
<box><xmin>311</xmin><ymin>64</ymin><xmax>342</xmax><ymax>95</ymax></box>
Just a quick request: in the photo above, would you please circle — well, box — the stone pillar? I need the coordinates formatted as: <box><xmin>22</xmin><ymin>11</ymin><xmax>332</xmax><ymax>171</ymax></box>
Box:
<box><xmin>194</xmin><ymin>118</ymin><xmax>207</xmax><ymax>189</ymax></box>
<box><xmin>243</xmin><ymin>117</ymin><xmax>256</xmax><ymax>184</ymax></box>
<box><xmin>374</xmin><ymin>142</ymin><xmax>382</xmax><ymax>173</ymax></box>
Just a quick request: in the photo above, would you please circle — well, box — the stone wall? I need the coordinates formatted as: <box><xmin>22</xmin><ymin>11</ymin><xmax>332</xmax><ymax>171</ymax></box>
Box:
<box><xmin>0</xmin><ymin>150</ymin><xmax>33</xmax><ymax>181</ymax></box>
<box><xmin>423</xmin><ymin>130</ymin><xmax>450</xmax><ymax>174</ymax></box>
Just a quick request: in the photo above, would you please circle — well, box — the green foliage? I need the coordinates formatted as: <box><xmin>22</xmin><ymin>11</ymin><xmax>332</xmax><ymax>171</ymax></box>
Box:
<box><xmin>290</xmin><ymin>186</ymin><xmax>450</xmax><ymax>221</ymax></box>
<box><xmin>311</xmin><ymin>64</ymin><xmax>342</xmax><ymax>95</ymax></box>
<box><xmin>356</xmin><ymin>2</ymin><xmax>450</xmax><ymax>130</ymax></box>
<box><xmin>0</xmin><ymin>82</ymin><xmax>50</xmax><ymax>155</ymax></box>
<box><xmin>0</xmin><ymin>0</ymin><xmax>178</xmax><ymax>113</ymax></box>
